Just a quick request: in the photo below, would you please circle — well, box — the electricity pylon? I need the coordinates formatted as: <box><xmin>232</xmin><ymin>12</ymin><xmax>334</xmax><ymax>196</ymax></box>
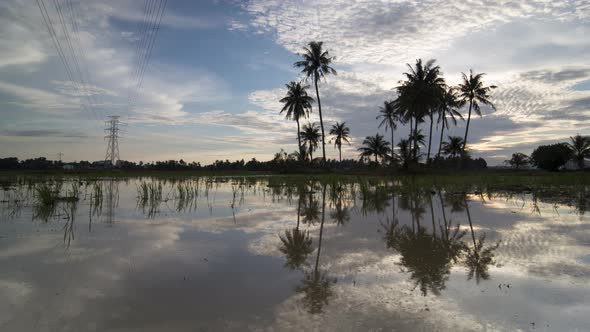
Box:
<box><xmin>104</xmin><ymin>116</ymin><xmax>121</xmax><ymax>167</ymax></box>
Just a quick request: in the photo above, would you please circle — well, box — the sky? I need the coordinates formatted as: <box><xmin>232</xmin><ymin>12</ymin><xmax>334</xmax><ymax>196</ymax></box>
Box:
<box><xmin>0</xmin><ymin>0</ymin><xmax>589</xmax><ymax>165</ymax></box>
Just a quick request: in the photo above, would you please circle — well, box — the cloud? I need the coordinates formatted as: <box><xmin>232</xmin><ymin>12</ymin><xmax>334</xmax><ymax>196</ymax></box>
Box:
<box><xmin>0</xmin><ymin>129</ymin><xmax>89</xmax><ymax>138</ymax></box>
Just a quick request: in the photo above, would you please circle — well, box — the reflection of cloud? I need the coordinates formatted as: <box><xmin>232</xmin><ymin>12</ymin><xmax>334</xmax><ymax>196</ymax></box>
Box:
<box><xmin>0</xmin><ymin>280</ymin><xmax>33</xmax><ymax>326</ymax></box>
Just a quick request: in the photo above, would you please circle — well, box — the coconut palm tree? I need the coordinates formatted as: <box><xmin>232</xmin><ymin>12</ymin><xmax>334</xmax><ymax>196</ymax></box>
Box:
<box><xmin>329</xmin><ymin>122</ymin><xmax>351</xmax><ymax>162</ymax></box>
<box><xmin>442</xmin><ymin>136</ymin><xmax>464</xmax><ymax>159</ymax></box>
<box><xmin>395</xmin><ymin>59</ymin><xmax>446</xmax><ymax>160</ymax></box>
<box><xmin>397</xmin><ymin>139</ymin><xmax>412</xmax><ymax>168</ymax></box>
<box><xmin>295</xmin><ymin>41</ymin><xmax>337</xmax><ymax>163</ymax></box>
<box><xmin>566</xmin><ymin>134</ymin><xmax>590</xmax><ymax>169</ymax></box>
<box><xmin>300</xmin><ymin>122</ymin><xmax>321</xmax><ymax>161</ymax></box>
<box><xmin>458</xmin><ymin>70</ymin><xmax>497</xmax><ymax>150</ymax></box>
<box><xmin>377</xmin><ymin>100</ymin><xmax>401</xmax><ymax>162</ymax></box>
<box><xmin>358</xmin><ymin>133</ymin><xmax>391</xmax><ymax>164</ymax></box>
<box><xmin>436</xmin><ymin>87</ymin><xmax>465</xmax><ymax>159</ymax></box>
<box><xmin>279</xmin><ymin>81</ymin><xmax>314</xmax><ymax>160</ymax></box>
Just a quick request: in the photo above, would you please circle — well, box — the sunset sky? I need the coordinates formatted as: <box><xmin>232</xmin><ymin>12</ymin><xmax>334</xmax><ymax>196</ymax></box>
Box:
<box><xmin>1</xmin><ymin>0</ymin><xmax>589</xmax><ymax>165</ymax></box>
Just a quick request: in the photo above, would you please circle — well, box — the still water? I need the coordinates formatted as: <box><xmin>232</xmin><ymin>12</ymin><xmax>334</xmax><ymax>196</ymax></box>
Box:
<box><xmin>1</xmin><ymin>176</ymin><xmax>589</xmax><ymax>331</ymax></box>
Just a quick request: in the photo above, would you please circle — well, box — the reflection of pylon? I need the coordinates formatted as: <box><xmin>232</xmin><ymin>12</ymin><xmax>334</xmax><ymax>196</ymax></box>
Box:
<box><xmin>104</xmin><ymin>116</ymin><xmax>121</xmax><ymax>167</ymax></box>
<box><xmin>105</xmin><ymin>179</ymin><xmax>119</xmax><ymax>224</ymax></box>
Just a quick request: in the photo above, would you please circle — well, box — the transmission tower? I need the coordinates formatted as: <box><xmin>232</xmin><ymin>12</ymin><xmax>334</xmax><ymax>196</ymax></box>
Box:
<box><xmin>104</xmin><ymin>116</ymin><xmax>121</xmax><ymax>167</ymax></box>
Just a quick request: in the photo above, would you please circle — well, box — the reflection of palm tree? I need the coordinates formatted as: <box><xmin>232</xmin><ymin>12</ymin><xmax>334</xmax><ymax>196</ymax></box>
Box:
<box><xmin>464</xmin><ymin>197</ymin><xmax>499</xmax><ymax>284</ymax></box>
<box><xmin>330</xmin><ymin>201</ymin><xmax>350</xmax><ymax>226</ymax></box>
<box><xmin>279</xmin><ymin>228</ymin><xmax>314</xmax><ymax>270</ymax></box>
<box><xmin>392</xmin><ymin>226</ymin><xmax>452</xmax><ymax>296</ymax></box>
<box><xmin>279</xmin><ymin>194</ymin><xmax>314</xmax><ymax>270</ymax></box>
<box><xmin>296</xmin><ymin>184</ymin><xmax>336</xmax><ymax>314</ymax></box>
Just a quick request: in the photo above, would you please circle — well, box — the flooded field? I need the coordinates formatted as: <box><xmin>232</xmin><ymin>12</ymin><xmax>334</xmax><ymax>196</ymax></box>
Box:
<box><xmin>1</xmin><ymin>175</ymin><xmax>589</xmax><ymax>331</ymax></box>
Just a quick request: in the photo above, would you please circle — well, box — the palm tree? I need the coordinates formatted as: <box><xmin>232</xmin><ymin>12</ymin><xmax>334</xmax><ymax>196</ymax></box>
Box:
<box><xmin>436</xmin><ymin>87</ymin><xmax>465</xmax><ymax>159</ymax></box>
<box><xmin>566</xmin><ymin>134</ymin><xmax>590</xmax><ymax>169</ymax></box>
<box><xmin>300</xmin><ymin>122</ymin><xmax>321</xmax><ymax>161</ymax></box>
<box><xmin>397</xmin><ymin>139</ymin><xmax>412</xmax><ymax>168</ymax></box>
<box><xmin>295</xmin><ymin>41</ymin><xmax>337</xmax><ymax>163</ymax></box>
<box><xmin>358</xmin><ymin>133</ymin><xmax>391</xmax><ymax>164</ymax></box>
<box><xmin>279</xmin><ymin>81</ymin><xmax>314</xmax><ymax>160</ymax></box>
<box><xmin>395</xmin><ymin>59</ymin><xmax>445</xmax><ymax>160</ymax></box>
<box><xmin>442</xmin><ymin>136</ymin><xmax>464</xmax><ymax>159</ymax></box>
<box><xmin>377</xmin><ymin>100</ymin><xmax>401</xmax><ymax>162</ymax></box>
<box><xmin>458</xmin><ymin>70</ymin><xmax>497</xmax><ymax>150</ymax></box>
<box><xmin>329</xmin><ymin>122</ymin><xmax>351</xmax><ymax>162</ymax></box>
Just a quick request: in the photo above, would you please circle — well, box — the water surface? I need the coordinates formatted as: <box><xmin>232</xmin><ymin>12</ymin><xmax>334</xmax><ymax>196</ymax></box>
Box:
<box><xmin>1</xmin><ymin>176</ymin><xmax>589</xmax><ymax>331</ymax></box>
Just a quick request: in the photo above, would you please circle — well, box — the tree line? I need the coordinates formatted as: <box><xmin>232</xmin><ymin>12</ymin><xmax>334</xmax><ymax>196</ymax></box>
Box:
<box><xmin>505</xmin><ymin>134</ymin><xmax>590</xmax><ymax>171</ymax></box>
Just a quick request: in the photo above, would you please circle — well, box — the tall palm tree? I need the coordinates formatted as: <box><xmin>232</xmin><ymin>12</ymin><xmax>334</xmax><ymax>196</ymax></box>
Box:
<box><xmin>566</xmin><ymin>134</ymin><xmax>590</xmax><ymax>169</ymax></box>
<box><xmin>395</xmin><ymin>59</ymin><xmax>445</xmax><ymax>160</ymax></box>
<box><xmin>300</xmin><ymin>122</ymin><xmax>321</xmax><ymax>161</ymax></box>
<box><xmin>279</xmin><ymin>81</ymin><xmax>314</xmax><ymax>160</ymax></box>
<box><xmin>358</xmin><ymin>134</ymin><xmax>391</xmax><ymax>164</ymax></box>
<box><xmin>442</xmin><ymin>136</ymin><xmax>464</xmax><ymax>159</ymax></box>
<box><xmin>377</xmin><ymin>100</ymin><xmax>401</xmax><ymax>162</ymax></box>
<box><xmin>458</xmin><ymin>70</ymin><xmax>497</xmax><ymax>150</ymax></box>
<box><xmin>329</xmin><ymin>122</ymin><xmax>351</xmax><ymax>162</ymax></box>
<box><xmin>295</xmin><ymin>41</ymin><xmax>337</xmax><ymax>163</ymax></box>
<box><xmin>436</xmin><ymin>87</ymin><xmax>465</xmax><ymax>159</ymax></box>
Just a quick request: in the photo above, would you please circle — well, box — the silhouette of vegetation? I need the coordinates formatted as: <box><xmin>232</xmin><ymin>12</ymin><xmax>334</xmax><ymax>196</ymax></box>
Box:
<box><xmin>377</xmin><ymin>100</ymin><xmax>401</xmax><ymax>163</ymax></box>
<box><xmin>505</xmin><ymin>152</ymin><xmax>530</xmax><ymax>169</ymax></box>
<box><xmin>358</xmin><ymin>133</ymin><xmax>391</xmax><ymax>164</ymax></box>
<box><xmin>436</xmin><ymin>87</ymin><xmax>465</xmax><ymax>159</ymax></box>
<box><xmin>566</xmin><ymin>134</ymin><xmax>590</xmax><ymax>169</ymax></box>
<box><xmin>329</xmin><ymin>122</ymin><xmax>351</xmax><ymax>162</ymax></box>
<box><xmin>531</xmin><ymin>143</ymin><xmax>571</xmax><ymax>171</ymax></box>
<box><xmin>458</xmin><ymin>70</ymin><xmax>497</xmax><ymax>150</ymax></box>
<box><xmin>280</xmin><ymin>81</ymin><xmax>314</xmax><ymax>160</ymax></box>
<box><xmin>295</xmin><ymin>41</ymin><xmax>337</xmax><ymax>163</ymax></box>
<box><xmin>300</xmin><ymin>122</ymin><xmax>321</xmax><ymax>162</ymax></box>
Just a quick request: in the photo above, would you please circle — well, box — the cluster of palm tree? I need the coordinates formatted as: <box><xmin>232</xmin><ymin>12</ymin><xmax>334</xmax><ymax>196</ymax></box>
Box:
<box><xmin>361</xmin><ymin>59</ymin><xmax>496</xmax><ymax>166</ymax></box>
<box><xmin>280</xmin><ymin>43</ymin><xmax>496</xmax><ymax>166</ymax></box>
<box><xmin>280</xmin><ymin>41</ymin><xmax>353</xmax><ymax>163</ymax></box>
<box><xmin>566</xmin><ymin>134</ymin><xmax>590</xmax><ymax>169</ymax></box>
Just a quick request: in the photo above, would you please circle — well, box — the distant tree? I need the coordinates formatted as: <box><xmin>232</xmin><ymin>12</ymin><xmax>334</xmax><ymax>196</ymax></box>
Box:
<box><xmin>300</xmin><ymin>123</ymin><xmax>321</xmax><ymax>161</ymax></box>
<box><xmin>377</xmin><ymin>100</ymin><xmax>401</xmax><ymax>162</ymax></box>
<box><xmin>458</xmin><ymin>70</ymin><xmax>496</xmax><ymax>151</ymax></box>
<box><xmin>442</xmin><ymin>136</ymin><xmax>465</xmax><ymax>159</ymax></box>
<box><xmin>295</xmin><ymin>41</ymin><xmax>337</xmax><ymax>163</ymax></box>
<box><xmin>397</xmin><ymin>139</ymin><xmax>412</xmax><ymax>168</ymax></box>
<box><xmin>358</xmin><ymin>133</ymin><xmax>391</xmax><ymax>164</ymax></box>
<box><xmin>504</xmin><ymin>152</ymin><xmax>530</xmax><ymax>169</ymax></box>
<box><xmin>280</xmin><ymin>81</ymin><xmax>314</xmax><ymax>160</ymax></box>
<box><xmin>436</xmin><ymin>87</ymin><xmax>465</xmax><ymax>159</ymax></box>
<box><xmin>566</xmin><ymin>134</ymin><xmax>590</xmax><ymax>169</ymax></box>
<box><xmin>531</xmin><ymin>143</ymin><xmax>571</xmax><ymax>171</ymax></box>
<box><xmin>328</xmin><ymin>122</ymin><xmax>351</xmax><ymax>162</ymax></box>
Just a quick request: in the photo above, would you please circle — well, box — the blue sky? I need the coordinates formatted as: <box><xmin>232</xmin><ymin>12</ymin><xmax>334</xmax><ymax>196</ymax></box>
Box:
<box><xmin>1</xmin><ymin>0</ymin><xmax>589</xmax><ymax>165</ymax></box>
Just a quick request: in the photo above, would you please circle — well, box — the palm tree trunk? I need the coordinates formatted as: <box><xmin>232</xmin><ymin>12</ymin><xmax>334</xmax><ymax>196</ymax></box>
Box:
<box><xmin>413</xmin><ymin>118</ymin><xmax>419</xmax><ymax>160</ymax></box>
<box><xmin>437</xmin><ymin>111</ymin><xmax>446</xmax><ymax>159</ymax></box>
<box><xmin>427</xmin><ymin>113</ymin><xmax>434</xmax><ymax>164</ymax></box>
<box><xmin>391</xmin><ymin>128</ymin><xmax>395</xmax><ymax>164</ymax></box>
<box><xmin>296</xmin><ymin>119</ymin><xmax>303</xmax><ymax>161</ymax></box>
<box><xmin>315</xmin><ymin>184</ymin><xmax>327</xmax><ymax>274</ymax></box>
<box><xmin>339</xmin><ymin>144</ymin><xmax>342</xmax><ymax>162</ymax></box>
<box><xmin>429</xmin><ymin>194</ymin><xmax>436</xmax><ymax>238</ymax></box>
<box><xmin>463</xmin><ymin>100</ymin><xmax>473</xmax><ymax>151</ymax></box>
<box><xmin>465</xmin><ymin>198</ymin><xmax>477</xmax><ymax>250</ymax></box>
<box><xmin>309</xmin><ymin>145</ymin><xmax>313</xmax><ymax>161</ymax></box>
<box><xmin>438</xmin><ymin>191</ymin><xmax>448</xmax><ymax>239</ymax></box>
<box><xmin>296</xmin><ymin>194</ymin><xmax>302</xmax><ymax>229</ymax></box>
<box><xmin>314</xmin><ymin>74</ymin><xmax>326</xmax><ymax>163</ymax></box>
<box><xmin>408</xmin><ymin>117</ymin><xmax>414</xmax><ymax>156</ymax></box>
